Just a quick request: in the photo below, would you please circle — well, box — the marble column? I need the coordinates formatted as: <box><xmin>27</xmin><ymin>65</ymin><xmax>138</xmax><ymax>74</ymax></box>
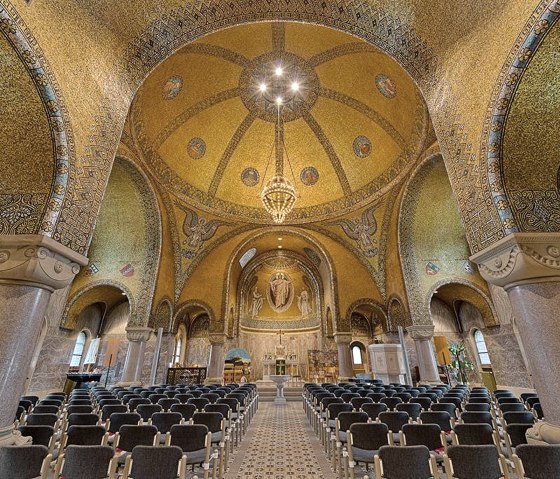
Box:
<box><xmin>471</xmin><ymin>233</ymin><xmax>560</xmax><ymax>444</ymax></box>
<box><xmin>407</xmin><ymin>325</ymin><xmax>440</xmax><ymax>383</ymax></box>
<box><xmin>334</xmin><ymin>333</ymin><xmax>353</xmax><ymax>381</ymax></box>
<box><xmin>119</xmin><ymin>326</ymin><xmax>152</xmax><ymax>386</ymax></box>
<box><xmin>206</xmin><ymin>334</ymin><xmax>226</xmax><ymax>384</ymax></box>
<box><xmin>0</xmin><ymin>235</ymin><xmax>87</xmax><ymax>445</ymax></box>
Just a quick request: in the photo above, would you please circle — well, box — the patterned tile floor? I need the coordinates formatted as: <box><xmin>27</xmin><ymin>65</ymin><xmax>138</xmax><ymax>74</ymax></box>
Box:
<box><xmin>225</xmin><ymin>402</ymin><xmax>336</xmax><ymax>479</ymax></box>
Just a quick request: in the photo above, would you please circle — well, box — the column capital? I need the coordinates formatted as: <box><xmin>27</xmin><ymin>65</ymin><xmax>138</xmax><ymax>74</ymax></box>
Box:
<box><xmin>208</xmin><ymin>333</ymin><xmax>227</xmax><ymax>345</ymax></box>
<box><xmin>333</xmin><ymin>332</ymin><xmax>352</xmax><ymax>345</ymax></box>
<box><xmin>470</xmin><ymin>233</ymin><xmax>560</xmax><ymax>290</ymax></box>
<box><xmin>0</xmin><ymin>234</ymin><xmax>87</xmax><ymax>291</ymax></box>
<box><xmin>126</xmin><ymin>326</ymin><xmax>153</xmax><ymax>342</ymax></box>
<box><xmin>406</xmin><ymin>324</ymin><xmax>435</xmax><ymax>341</ymax></box>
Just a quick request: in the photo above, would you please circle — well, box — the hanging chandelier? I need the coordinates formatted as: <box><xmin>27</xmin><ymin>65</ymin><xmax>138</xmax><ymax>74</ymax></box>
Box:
<box><xmin>259</xmin><ymin>79</ymin><xmax>299</xmax><ymax>223</ymax></box>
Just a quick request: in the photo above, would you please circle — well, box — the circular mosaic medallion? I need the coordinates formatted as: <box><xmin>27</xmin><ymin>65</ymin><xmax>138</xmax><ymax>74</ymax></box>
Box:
<box><xmin>241</xmin><ymin>167</ymin><xmax>260</xmax><ymax>187</ymax></box>
<box><xmin>162</xmin><ymin>75</ymin><xmax>183</xmax><ymax>100</ymax></box>
<box><xmin>239</xmin><ymin>51</ymin><xmax>320</xmax><ymax>123</ymax></box>
<box><xmin>300</xmin><ymin>166</ymin><xmax>319</xmax><ymax>186</ymax></box>
<box><xmin>187</xmin><ymin>137</ymin><xmax>206</xmax><ymax>159</ymax></box>
<box><xmin>375</xmin><ymin>74</ymin><xmax>397</xmax><ymax>98</ymax></box>
<box><xmin>353</xmin><ymin>136</ymin><xmax>372</xmax><ymax>158</ymax></box>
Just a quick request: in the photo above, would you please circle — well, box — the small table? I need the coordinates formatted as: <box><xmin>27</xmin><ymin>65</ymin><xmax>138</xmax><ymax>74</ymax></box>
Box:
<box><xmin>270</xmin><ymin>374</ymin><xmax>291</xmax><ymax>405</ymax></box>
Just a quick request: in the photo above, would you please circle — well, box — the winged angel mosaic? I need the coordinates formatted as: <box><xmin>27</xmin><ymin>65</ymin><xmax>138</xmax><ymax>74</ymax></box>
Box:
<box><xmin>331</xmin><ymin>204</ymin><xmax>380</xmax><ymax>257</ymax></box>
<box><xmin>175</xmin><ymin>203</ymin><xmax>228</xmax><ymax>258</ymax></box>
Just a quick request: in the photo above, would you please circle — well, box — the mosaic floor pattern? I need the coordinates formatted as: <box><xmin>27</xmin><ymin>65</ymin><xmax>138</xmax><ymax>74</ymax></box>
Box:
<box><xmin>225</xmin><ymin>402</ymin><xmax>336</xmax><ymax>479</ymax></box>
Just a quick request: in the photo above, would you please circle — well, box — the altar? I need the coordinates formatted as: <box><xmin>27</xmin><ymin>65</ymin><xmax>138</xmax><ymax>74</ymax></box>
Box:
<box><xmin>261</xmin><ymin>335</ymin><xmax>300</xmax><ymax>380</ymax></box>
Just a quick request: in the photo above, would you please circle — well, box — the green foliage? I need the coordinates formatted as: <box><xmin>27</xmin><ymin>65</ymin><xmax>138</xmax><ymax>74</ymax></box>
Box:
<box><xmin>448</xmin><ymin>342</ymin><xmax>475</xmax><ymax>384</ymax></box>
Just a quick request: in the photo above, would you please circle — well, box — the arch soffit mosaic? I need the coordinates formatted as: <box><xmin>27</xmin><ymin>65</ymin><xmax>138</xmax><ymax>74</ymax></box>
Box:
<box><xmin>0</xmin><ymin>3</ymin><xmax>74</xmax><ymax>237</ymax></box>
<box><xmin>172</xmin><ymin>299</ymin><xmax>215</xmax><ymax>335</ymax></box>
<box><xmin>346</xmin><ymin>298</ymin><xmax>388</xmax><ymax>333</ymax></box>
<box><xmin>10</xmin><ymin>0</ymin><xmax>538</xmax><ymax>255</ymax></box>
<box><xmin>150</xmin><ymin>296</ymin><xmax>174</xmax><ymax>331</ymax></box>
<box><xmin>483</xmin><ymin>1</ymin><xmax>560</xmax><ymax>235</ymax></box>
<box><xmin>61</xmin><ymin>280</ymin><xmax>133</xmax><ymax>331</ymax></box>
<box><xmin>426</xmin><ymin>278</ymin><xmax>499</xmax><ymax>328</ymax></box>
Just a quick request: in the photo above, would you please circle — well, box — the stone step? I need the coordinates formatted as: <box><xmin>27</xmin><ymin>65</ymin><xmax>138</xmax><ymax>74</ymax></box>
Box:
<box><xmin>257</xmin><ymin>385</ymin><xmax>303</xmax><ymax>402</ymax></box>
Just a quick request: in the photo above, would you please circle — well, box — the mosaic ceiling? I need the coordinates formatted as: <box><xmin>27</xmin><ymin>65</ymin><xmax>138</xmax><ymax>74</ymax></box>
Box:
<box><xmin>130</xmin><ymin>21</ymin><xmax>430</xmax><ymax>224</ymax></box>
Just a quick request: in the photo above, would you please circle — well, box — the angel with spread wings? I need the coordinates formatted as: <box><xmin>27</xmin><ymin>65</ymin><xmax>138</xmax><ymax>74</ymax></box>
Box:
<box><xmin>331</xmin><ymin>203</ymin><xmax>380</xmax><ymax>257</ymax></box>
<box><xmin>175</xmin><ymin>203</ymin><xmax>228</xmax><ymax>253</ymax></box>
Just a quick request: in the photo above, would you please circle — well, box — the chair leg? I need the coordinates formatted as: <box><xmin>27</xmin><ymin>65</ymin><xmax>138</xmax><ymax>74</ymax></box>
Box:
<box><xmin>342</xmin><ymin>448</ymin><xmax>348</xmax><ymax>479</ymax></box>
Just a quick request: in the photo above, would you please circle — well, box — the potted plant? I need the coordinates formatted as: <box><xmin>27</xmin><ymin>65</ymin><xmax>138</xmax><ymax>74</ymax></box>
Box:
<box><xmin>448</xmin><ymin>342</ymin><xmax>475</xmax><ymax>385</ymax></box>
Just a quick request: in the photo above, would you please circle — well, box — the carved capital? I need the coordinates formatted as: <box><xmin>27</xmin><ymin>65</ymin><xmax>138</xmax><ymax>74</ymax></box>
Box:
<box><xmin>470</xmin><ymin>233</ymin><xmax>560</xmax><ymax>290</ymax></box>
<box><xmin>333</xmin><ymin>332</ymin><xmax>352</xmax><ymax>345</ymax></box>
<box><xmin>126</xmin><ymin>326</ymin><xmax>153</xmax><ymax>343</ymax></box>
<box><xmin>0</xmin><ymin>234</ymin><xmax>87</xmax><ymax>291</ymax></box>
<box><xmin>208</xmin><ymin>333</ymin><xmax>227</xmax><ymax>346</ymax></box>
<box><xmin>407</xmin><ymin>325</ymin><xmax>435</xmax><ymax>341</ymax></box>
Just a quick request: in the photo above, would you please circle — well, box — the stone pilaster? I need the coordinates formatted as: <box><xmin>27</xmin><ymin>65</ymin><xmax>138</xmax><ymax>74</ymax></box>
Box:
<box><xmin>334</xmin><ymin>332</ymin><xmax>353</xmax><ymax>381</ymax></box>
<box><xmin>407</xmin><ymin>325</ymin><xmax>440</xmax><ymax>383</ymax></box>
<box><xmin>206</xmin><ymin>333</ymin><xmax>226</xmax><ymax>384</ymax></box>
<box><xmin>119</xmin><ymin>326</ymin><xmax>153</xmax><ymax>386</ymax></box>
<box><xmin>471</xmin><ymin>233</ymin><xmax>560</xmax><ymax>444</ymax></box>
<box><xmin>0</xmin><ymin>235</ymin><xmax>87</xmax><ymax>445</ymax></box>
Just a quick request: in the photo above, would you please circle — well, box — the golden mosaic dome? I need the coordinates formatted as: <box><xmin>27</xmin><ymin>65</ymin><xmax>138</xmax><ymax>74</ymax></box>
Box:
<box><xmin>131</xmin><ymin>21</ymin><xmax>430</xmax><ymax>223</ymax></box>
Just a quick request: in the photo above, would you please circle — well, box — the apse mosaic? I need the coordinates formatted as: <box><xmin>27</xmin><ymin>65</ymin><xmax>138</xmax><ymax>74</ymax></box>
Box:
<box><xmin>352</xmin><ymin>135</ymin><xmax>372</xmax><ymax>158</ymax></box>
<box><xmin>241</xmin><ymin>167</ymin><xmax>260</xmax><ymax>187</ymax></box>
<box><xmin>300</xmin><ymin>166</ymin><xmax>319</xmax><ymax>186</ymax></box>
<box><xmin>186</xmin><ymin>137</ymin><xmax>206</xmax><ymax>159</ymax></box>
<box><xmin>303</xmin><ymin>247</ymin><xmax>321</xmax><ymax>266</ymax></box>
<box><xmin>162</xmin><ymin>75</ymin><xmax>183</xmax><ymax>99</ymax></box>
<box><xmin>375</xmin><ymin>74</ymin><xmax>397</xmax><ymax>98</ymax></box>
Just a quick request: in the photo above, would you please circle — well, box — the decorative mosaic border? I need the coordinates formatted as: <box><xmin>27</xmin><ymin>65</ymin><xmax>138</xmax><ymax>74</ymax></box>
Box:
<box><xmin>0</xmin><ymin>2</ymin><xmax>74</xmax><ymax>235</ymax></box>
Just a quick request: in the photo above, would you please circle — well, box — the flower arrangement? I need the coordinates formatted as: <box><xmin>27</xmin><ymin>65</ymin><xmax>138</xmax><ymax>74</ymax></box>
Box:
<box><xmin>448</xmin><ymin>342</ymin><xmax>475</xmax><ymax>385</ymax></box>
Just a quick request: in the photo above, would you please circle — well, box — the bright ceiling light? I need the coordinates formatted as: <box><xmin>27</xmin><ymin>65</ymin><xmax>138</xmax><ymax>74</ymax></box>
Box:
<box><xmin>291</xmin><ymin>81</ymin><xmax>300</xmax><ymax>91</ymax></box>
<box><xmin>259</xmin><ymin>83</ymin><xmax>267</xmax><ymax>92</ymax></box>
<box><xmin>276</xmin><ymin>96</ymin><xmax>283</xmax><ymax>105</ymax></box>
<box><xmin>278</xmin><ymin>237</ymin><xmax>283</xmax><ymax>241</ymax></box>
<box><xmin>278</xmin><ymin>245</ymin><xmax>283</xmax><ymax>249</ymax></box>
<box><xmin>275</xmin><ymin>66</ymin><xmax>283</xmax><ymax>76</ymax></box>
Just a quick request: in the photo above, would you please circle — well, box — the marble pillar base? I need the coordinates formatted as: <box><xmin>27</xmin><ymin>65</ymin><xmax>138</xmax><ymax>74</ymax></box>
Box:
<box><xmin>527</xmin><ymin>421</ymin><xmax>560</xmax><ymax>445</ymax></box>
<box><xmin>0</xmin><ymin>425</ymin><xmax>32</xmax><ymax>446</ymax></box>
<box><xmin>116</xmin><ymin>381</ymin><xmax>142</xmax><ymax>387</ymax></box>
<box><xmin>205</xmin><ymin>377</ymin><xmax>224</xmax><ymax>385</ymax></box>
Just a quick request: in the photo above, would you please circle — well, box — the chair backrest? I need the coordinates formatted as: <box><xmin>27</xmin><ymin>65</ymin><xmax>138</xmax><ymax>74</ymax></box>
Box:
<box><xmin>26</xmin><ymin>413</ymin><xmax>58</xmax><ymax>427</ymax></box>
<box><xmin>66</xmin><ymin>425</ymin><xmax>106</xmax><ymax>446</ymax></box>
<box><xmin>169</xmin><ymin>424</ymin><xmax>209</xmax><ymax>452</ymax></box>
<box><xmin>394</xmin><ymin>392</ymin><xmax>412</xmax><ymax>403</ymax></box>
<box><xmin>100</xmin><ymin>404</ymin><xmax>127</xmax><ymax>421</ymax></box>
<box><xmin>136</xmin><ymin>404</ymin><xmax>162</xmax><ymax>422</ymax></box>
<box><xmin>341</xmin><ymin>392</ymin><xmax>360</xmax><ymax>403</ymax></box>
<box><xmin>21</xmin><ymin>395</ymin><xmax>39</xmax><ymax>406</ymax></box>
<box><xmin>499</xmin><ymin>402</ymin><xmax>526</xmax><ymax>414</ymax></box>
<box><xmin>98</xmin><ymin>399</ymin><xmax>121</xmax><ymax>409</ymax></box>
<box><xmin>515</xmin><ymin>444</ymin><xmax>560</xmax><ymax>479</ymax></box>
<box><xmin>378</xmin><ymin>411</ymin><xmax>410</xmax><ymax>433</ymax></box>
<box><xmin>337</xmin><ymin>411</ymin><xmax>368</xmax><ymax>433</ymax></box>
<box><xmin>67</xmin><ymin>405</ymin><xmax>94</xmax><ymax>415</ymax></box>
<box><xmin>377</xmin><ymin>445</ymin><xmax>433</xmax><ymax>479</ymax></box>
<box><xmin>321</xmin><ymin>397</ymin><xmax>343</xmax><ymax>411</ymax></box>
<box><xmin>366</xmin><ymin>392</ymin><xmax>387</xmax><ymax>402</ymax></box>
<box><xmin>402</xmin><ymin>423</ymin><xmax>443</xmax><ymax>451</ymax></box>
<box><xmin>327</xmin><ymin>402</ymin><xmax>353</xmax><ymax>420</ymax></box>
<box><xmin>32</xmin><ymin>405</ymin><xmax>59</xmax><ymax>415</ymax></box>
<box><xmin>170</xmin><ymin>403</ymin><xmax>197</xmax><ymax>421</ymax></box>
<box><xmin>128</xmin><ymin>445</ymin><xmax>183</xmax><ymax>479</ymax></box>
<box><xmin>430</xmin><ymin>402</ymin><xmax>457</xmax><ymax>418</ymax></box>
<box><xmin>525</xmin><ymin>396</ymin><xmax>540</xmax><ymax>408</ymax></box>
<box><xmin>396</xmin><ymin>402</ymin><xmax>422</xmax><ymax>421</ymax></box>
<box><xmin>349</xmin><ymin>422</ymin><xmax>389</xmax><ymax>451</ymax></box>
<box><xmin>460</xmin><ymin>411</ymin><xmax>493</xmax><ymax>426</ymax></box>
<box><xmin>148</xmin><ymin>394</ymin><xmax>167</xmax><ymax>404</ymax></box>
<box><xmin>438</xmin><ymin>397</ymin><xmax>462</xmax><ymax>410</ymax></box>
<box><xmin>533</xmin><ymin>402</ymin><xmax>544</xmax><ymax>420</ymax></box>
<box><xmin>193</xmin><ymin>411</ymin><xmax>223</xmax><ymax>434</ymax></box>
<box><xmin>453</xmin><ymin>423</ymin><xmax>495</xmax><ymax>445</ymax></box>
<box><xmin>128</xmin><ymin>398</ymin><xmax>151</xmax><ymax>411</ymax></box>
<box><xmin>468</xmin><ymin>396</ymin><xmax>491</xmax><ymax>404</ymax></box>
<box><xmin>0</xmin><ymin>445</ymin><xmax>49</xmax><ymax>479</ymax></box>
<box><xmin>380</xmin><ymin>397</ymin><xmax>403</xmax><ymax>410</ymax></box>
<box><xmin>174</xmin><ymin>393</ymin><xmax>194</xmax><ymax>403</ymax></box>
<box><xmin>67</xmin><ymin>413</ymin><xmax>99</xmax><ymax>427</ymax></box>
<box><xmin>446</xmin><ymin>444</ymin><xmax>504</xmax><ymax>479</ymax></box>
<box><xmin>497</xmin><ymin>396</ymin><xmax>520</xmax><ymax>404</ymax></box>
<box><xmin>350</xmin><ymin>397</ymin><xmax>373</xmax><ymax>410</ymax></box>
<box><xmin>187</xmin><ymin>397</ymin><xmax>210</xmax><ymax>411</ymax></box>
<box><xmin>410</xmin><ymin>397</ymin><xmax>432</xmax><ymax>410</ymax></box>
<box><xmin>464</xmin><ymin>402</ymin><xmax>491</xmax><ymax>412</ymax></box>
<box><xmin>151</xmin><ymin>412</ymin><xmax>182</xmax><ymax>434</ymax></box>
<box><xmin>201</xmin><ymin>393</ymin><xmax>220</xmax><ymax>404</ymax></box>
<box><xmin>68</xmin><ymin>399</ymin><xmax>92</xmax><ymax>406</ymax></box>
<box><xmin>116</xmin><ymin>425</ymin><xmax>157</xmax><ymax>451</ymax></box>
<box><xmin>502</xmin><ymin>411</ymin><xmax>535</xmax><ymax>426</ymax></box>
<box><xmin>505</xmin><ymin>423</ymin><xmax>532</xmax><ymax>448</ymax></box>
<box><xmin>107</xmin><ymin>412</ymin><xmax>140</xmax><ymax>434</ymax></box>
<box><xmin>58</xmin><ymin>445</ymin><xmax>115</xmax><ymax>479</ymax></box>
<box><xmin>204</xmin><ymin>403</ymin><xmax>231</xmax><ymax>420</ymax></box>
<box><xmin>361</xmin><ymin>402</ymin><xmax>388</xmax><ymax>420</ymax></box>
<box><xmin>419</xmin><ymin>411</ymin><xmax>452</xmax><ymax>432</ymax></box>
<box><xmin>157</xmin><ymin>398</ymin><xmax>180</xmax><ymax>411</ymax></box>
<box><xmin>17</xmin><ymin>425</ymin><xmax>54</xmax><ymax>448</ymax></box>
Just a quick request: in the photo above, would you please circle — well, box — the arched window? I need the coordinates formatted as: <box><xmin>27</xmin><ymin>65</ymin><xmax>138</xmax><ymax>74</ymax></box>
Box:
<box><xmin>239</xmin><ymin>248</ymin><xmax>257</xmax><ymax>268</ymax></box>
<box><xmin>351</xmin><ymin>345</ymin><xmax>363</xmax><ymax>365</ymax></box>
<box><xmin>474</xmin><ymin>329</ymin><xmax>491</xmax><ymax>365</ymax></box>
<box><xmin>70</xmin><ymin>331</ymin><xmax>87</xmax><ymax>368</ymax></box>
<box><xmin>173</xmin><ymin>337</ymin><xmax>182</xmax><ymax>365</ymax></box>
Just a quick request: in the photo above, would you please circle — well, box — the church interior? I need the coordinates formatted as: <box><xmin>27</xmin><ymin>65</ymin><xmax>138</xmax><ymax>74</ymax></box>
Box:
<box><xmin>1</xmin><ymin>0</ymin><xmax>560</xmax><ymax>477</ymax></box>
